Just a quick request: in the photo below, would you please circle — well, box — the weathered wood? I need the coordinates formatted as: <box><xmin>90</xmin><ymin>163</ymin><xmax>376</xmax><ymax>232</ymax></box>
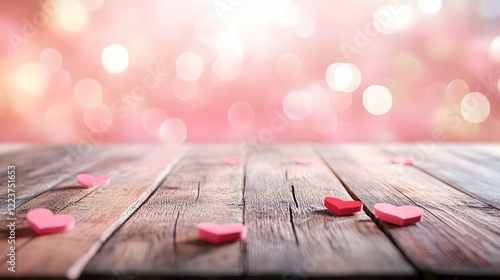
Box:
<box><xmin>0</xmin><ymin>145</ymin><xmax>116</xmax><ymax>214</ymax></box>
<box><xmin>0</xmin><ymin>144</ymin><xmax>29</xmax><ymax>155</ymax></box>
<box><xmin>317</xmin><ymin>144</ymin><xmax>500</xmax><ymax>278</ymax></box>
<box><xmin>382</xmin><ymin>144</ymin><xmax>500</xmax><ymax>210</ymax></box>
<box><xmin>85</xmin><ymin>145</ymin><xmax>245</xmax><ymax>277</ymax></box>
<box><xmin>244</xmin><ymin>145</ymin><xmax>415</xmax><ymax>278</ymax></box>
<box><xmin>0</xmin><ymin>145</ymin><xmax>185</xmax><ymax>279</ymax></box>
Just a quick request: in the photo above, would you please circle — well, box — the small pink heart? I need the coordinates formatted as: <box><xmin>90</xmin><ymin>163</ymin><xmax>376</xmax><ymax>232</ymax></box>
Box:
<box><xmin>223</xmin><ymin>157</ymin><xmax>243</xmax><ymax>164</ymax></box>
<box><xmin>293</xmin><ymin>157</ymin><xmax>315</xmax><ymax>164</ymax></box>
<box><xmin>197</xmin><ymin>223</ymin><xmax>247</xmax><ymax>244</ymax></box>
<box><xmin>27</xmin><ymin>208</ymin><xmax>75</xmax><ymax>235</ymax></box>
<box><xmin>76</xmin><ymin>173</ymin><xmax>110</xmax><ymax>188</ymax></box>
<box><xmin>374</xmin><ymin>203</ymin><xmax>424</xmax><ymax>226</ymax></box>
<box><xmin>390</xmin><ymin>156</ymin><xmax>415</xmax><ymax>165</ymax></box>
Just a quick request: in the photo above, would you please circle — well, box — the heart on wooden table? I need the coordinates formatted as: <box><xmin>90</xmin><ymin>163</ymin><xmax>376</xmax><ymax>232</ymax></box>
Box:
<box><xmin>76</xmin><ymin>173</ymin><xmax>110</xmax><ymax>188</ymax></box>
<box><xmin>324</xmin><ymin>197</ymin><xmax>363</xmax><ymax>216</ymax></box>
<box><xmin>223</xmin><ymin>157</ymin><xmax>243</xmax><ymax>164</ymax></box>
<box><xmin>197</xmin><ymin>223</ymin><xmax>247</xmax><ymax>245</ymax></box>
<box><xmin>374</xmin><ymin>203</ymin><xmax>424</xmax><ymax>226</ymax></box>
<box><xmin>293</xmin><ymin>157</ymin><xmax>315</xmax><ymax>164</ymax></box>
<box><xmin>27</xmin><ymin>208</ymin><xmax>75</xmax><ymax>235</ymax></box>
<box><xmin>389</xmin><ymin>156</ymin><xmax>415</xmax><ymax>165</ymax></box>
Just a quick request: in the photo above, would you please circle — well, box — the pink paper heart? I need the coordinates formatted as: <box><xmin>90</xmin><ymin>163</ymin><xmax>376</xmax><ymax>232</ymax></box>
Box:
<box><xmin>27</xmin><ymin>208</ymin><xmax>75</xmax><ymax>235</ymax></box>
<box><xmin>223</xmin><ymin>157</ymin><xmax>243</xmax><ymax>164</ymax></box>
<box><xmin>374</xmin><ymin>203</ymin><xmax>423</xmax><ymax>226</ymax></box>
<box><xmin>324</xmin><ymin>197</ymin><xmax>363</xmax><ymax>216</ymax></box>
<box><xmin>197</xmin><ymin>223</ymin><xmax>247</xmax><ymax>244</ymax></box>
<box><xmin>76</xmin><ymin>173</ymin><xmax>110</xmax><ymax>188</ymax></box>
<box><xmin>293</xmin><ymin>157</ymin><xmax>315</xmax><ymax>164</ymax></box>
<box><xmin>390</xmin><ymin>156</ymin><xmax>415</xmax><ymax>165</ymax></box>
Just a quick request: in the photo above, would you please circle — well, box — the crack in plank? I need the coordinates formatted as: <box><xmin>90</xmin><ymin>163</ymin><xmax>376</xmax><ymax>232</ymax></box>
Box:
<box><xmin>289</xmin><ymin>206</ymin><xmax>299</xmax><ymax>245</ymax></box>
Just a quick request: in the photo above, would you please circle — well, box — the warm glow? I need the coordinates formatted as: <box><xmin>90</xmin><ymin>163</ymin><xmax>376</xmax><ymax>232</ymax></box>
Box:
<box><xmin>363</xmin><ymin>85</ymin><xmax>392</xmax><ymax>115</ymax></box>
<box><xmin>489</xmin><ymin>36</ymin><xmax>500</xmax><ymax>64</ymax></box>
<box><xmin>461</xmin><ymin>92</ymin><xmax>490</xmax><ymax>123</ymax></box>
<box><xmin>216</xmin><ymin>32</ymin><xmax>244</xmax><ymax>62</ymax></box>
<box><xmin>275</xmin><ymin>0</ymin><xmax>301</xmax><ymax>27</ymax></box>
<box><xmin>326</xmin><ymin>63</ymin><xmax>361</xmax><ymax>92</ymax></box>
<box><xmin>102</xmin><ymin>44</ymin><xmax>129</xmax><ymax>74</ymax></box>
<box><xmin>13</xmin><ymin>62</ymin><xmax>47</xmax><ymax>96</ymax></box>
<box><xmin>55</xmin><ymin>0</ymin><xmax>88</xmax><ymax>32</ymax></box>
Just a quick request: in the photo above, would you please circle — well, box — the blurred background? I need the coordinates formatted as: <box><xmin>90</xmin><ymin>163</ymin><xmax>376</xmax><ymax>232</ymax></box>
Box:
<box><xmin>0</xmin><ymin>0</ymin><xmax>499</xmax><ymax>144</ymax></box>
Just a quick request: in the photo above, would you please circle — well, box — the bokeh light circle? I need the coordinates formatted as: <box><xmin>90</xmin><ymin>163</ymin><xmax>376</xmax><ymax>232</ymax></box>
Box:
<box><xmin>102</xmin><ymin>44</ymin><xmax>129</xmax><ymax>74</ymax></box>
<box><xmin>374</xmin><ymin>4</ymin><xmax>413</xmax><ymax>34</ymax></box>
<box><xmin>74</xmin><ymin>78</ymin><xmax>103</xmax><ymax>107</ymax></box>
<box><xmin>55</xmin><ymin>0</ymin><xmax>88</xmax><ymax>32</ymax></box>
<box><xmin>446</xmin><ymin>79</ymin><xmax>469</xmax><ymax>103</ymax></box>
<box><xmin>172</xmin><ymin>75</ymin><xmax>198</xmax><ymax>101</ymax></box>
<box><xmin>228</xmin><ymin>101</ymin><xmax>255</xmax><ymax>129</ymax></box>
<box><xmin>212</xmin><ymin>58</ymin><xmax>244</xmax><ymax>82</ymax></box>
<box><xmin>461</xmin><ymin>92</ymin><xmax>490</xmax><ymax>123</ymax></box>
<box><xmin>142</xmin><ymin>108</ymin><xmax>168</xmax><ymax>135</ymax></box>
<box><xmin>363</xmin><ymin>85</ymin><xmax>392</xmax><ymax>115</ymax></box>
<box><xmin>176</xmin><ymin>52</ymin><xmax>204</xmax><ymax>82</ymax></box>
<box><xmin>159</xmin><ymin>118</ymin><xmax>187</xmax><ymax>146</ymax></box>
<box><xmin>283</xmin><ymin>90</ymin><xmax>313</xmax><ymax>120</ymax></box>
<box><xmin>13</xmin><ymin>62</ymin><xmax>47</xmax><ymax>96</ymax></box>
<box><xmin>40</xmin><ymin>48</ymin><xmax>62</xmax><ymax>73</ymax></box>
<box><xmin>326</xmin><ymin>63</ymin><xmax>361</xmax><ymax>92</ymax></box>
<box><xmin>489</xmin><ymin>36</ymin><xmax>500</xmax><ymax>64</ymax></box>
<box><xmin>83</xmin><ymin>103</ymin><xmax>114</xmax><ymax>132</ymax></box>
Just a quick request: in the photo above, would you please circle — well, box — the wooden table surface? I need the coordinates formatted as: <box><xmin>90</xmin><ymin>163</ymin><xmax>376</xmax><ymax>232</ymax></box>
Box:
<box><xmin>0</xmin><ymin>144</ymin><xmax>499</xmax><ymax>279</ymax></box>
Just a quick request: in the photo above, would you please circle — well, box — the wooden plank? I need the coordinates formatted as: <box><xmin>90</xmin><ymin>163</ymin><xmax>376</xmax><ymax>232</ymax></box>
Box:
<box><xmin>0</xmin><ymin>145</ymin><xmax>117</xmax><ymax>214</ymax></box>
<box><xmin>471</xmin><ymin>144</ymin><xmax>500</xmax><ymax>159</ymax></box>
<box><xmin>244</xmin><ymin>145</ymin><xmax>415</xmax><ymax>278</ymax></box>
<box><xmin>317</xmin><ymin>144</ymin><xmax>500</xmax><ymax>279</ymax></box>
<box><xmin>85</xmin><ymin>145</ymin><xmax>245</xmax><ymax>277</ymax></box>
<box><xmin>0</xmin><ymin>144</ymin><xmax>30</xmax><ymax>155</ymax></box>
<box><xmin>0</xmin><ymin>145</ymin><xmax>185</xmax><ymax>279</ymax></box>
<box><xmin>381</xmin><ymin>144</ymin><xmax>500</xmax><ymax>210</ymax></box>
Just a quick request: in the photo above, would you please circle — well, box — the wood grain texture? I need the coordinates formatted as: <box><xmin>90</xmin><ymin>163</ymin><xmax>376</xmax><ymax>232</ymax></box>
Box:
<box><xmin>0</xmin><ymin>145</ymin><xmax>116</xmax><ymax>214</ymax></box>
<box><xmin>0</xmin><ymin>144</ymin><xmax>29</xmax><ymax>155</ymax></box>
<box><xmin>382</xmin><ymin>144</ymin><xmax>500</xmax><ymax>210</ymax></box>
<box><xmin>244</xmin><ymin>145</ymin><xmax>415</xmax><ymax>278</ymax></box>
<box><xmin>85</xmin><ymin>145</ymin><xmax>245</xmax><ymax>277</ymax></box>
<box><xmin>317</xmin><ymin>144</ymin><xmax>500</xmax><ymax>278</ymax></box>
<box><xmin>0</xmin><ymin>145</ymin><xmax>185</xmax><ymax>279</ymax></box>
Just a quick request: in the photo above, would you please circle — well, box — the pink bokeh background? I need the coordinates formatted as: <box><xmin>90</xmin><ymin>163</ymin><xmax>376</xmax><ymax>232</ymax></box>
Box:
<box><xmin>0</xmin><ymin>0</ymin><xmax>499</xmax><ymax>144</ymax></box>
